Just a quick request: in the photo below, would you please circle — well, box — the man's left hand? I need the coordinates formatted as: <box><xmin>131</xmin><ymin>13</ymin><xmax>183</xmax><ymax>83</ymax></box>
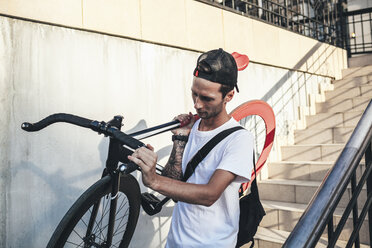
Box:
<box><xmin>128</xmin><ymin>144</ymin><xmax>159</xmax><ymax>190</ymax></box>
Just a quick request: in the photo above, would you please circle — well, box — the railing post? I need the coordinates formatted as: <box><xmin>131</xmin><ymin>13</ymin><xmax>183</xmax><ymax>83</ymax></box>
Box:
<box><xmin>366</xmin><ymin>140</ymin><xmax>372</xmax><ymax>247</ymax></box>
<box><xmin>284</xmin><ymin>0</ymin><xmax>288</xmax><ymax>28</ymax></box>
<box><xmin>338</xmin><ymin>0</ymin><xmax>351</xmax><ymax>56</ymax></box>
<box><xmin>328</xmin><ymin>217</ymin><xmax>334</xmax><ymax>243</ymax></box>
<box><xmin>351</xmin><ymin>171</ymin><xmax>361</xmax><ymax>248</ymax></box>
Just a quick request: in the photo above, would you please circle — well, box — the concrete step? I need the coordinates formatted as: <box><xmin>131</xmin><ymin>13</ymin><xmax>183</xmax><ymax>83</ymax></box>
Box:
<box><xmin>306</xmin><ymin>111</ymin><xmax>363</xmax><ymax>129</ymax></box>
<box><xmin>267</xmin><ymin>161</ymin><xmax>332</xmax><ymax>181</ymax></box>
<box><xmin>325</xmin><ymin>85</ymin><xmax>372</xmax><ymax>102</ymax></box>
<box><xmin>316</xmin><ymin>97</ymin><xmax>370</xmax><ymax>114</ymax></box>
<box><xmin>267</xmin><ymin>161</ymin><xmax>365</xmax><ymax>181</ymax></box>
<box><xmin>348</xmin><ymin>54</ymin><xmax>372</xmax><ymax>68</ymax></box>
<box><xmin>294</xmin><ymin>127</ymin><xmax>354</xmax><ymax>144</ymax></box>
<box><xmin>253</xmin><ymin>227</ymin><xmax>370</xmax><ymax>248</ymax></box>
<box><xmin>260</xmin><ymin>201</ymin><xmax>370</xmax><ymax>245</ymax></box>
<box><xmin>281</xmin><ymin>144</ymin><xmax>344</xmax><ymax>161</ymax></box>
<box><xmin>258</xmin><ymin>179</ymin><xmax>368</xmax><ymax>208</ymax></box>
<box><xmin>333</xmin><ymin>75</ymin><xmax>372</xmax><ymax>89</ymax></box>
<box><xmin>342</xmin><ymin>64</ymin><xmax>372</xmax><ymax>79</ymax></box>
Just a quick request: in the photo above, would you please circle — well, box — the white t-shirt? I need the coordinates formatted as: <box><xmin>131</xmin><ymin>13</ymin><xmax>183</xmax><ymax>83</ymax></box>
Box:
<box><xmin>166</xmin><ymin>117</ymin><xmax>254</xmax><ymax>248</ymax></box>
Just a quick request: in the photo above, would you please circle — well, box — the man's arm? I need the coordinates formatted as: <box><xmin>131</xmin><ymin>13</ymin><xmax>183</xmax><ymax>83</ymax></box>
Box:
<box><xmin>161</xmin><ymin>113</ymin><xmax>194</xmax><ymax>180</ymax></box>
<box><xmin>128</xmin><ymin>146</ymin><xmax>236</xmax><ymax>206</ymax></box>
<box><xmin>155</xmin><ymin>169</ymin><xmax>236</xmax><ymax>206</ymax></box>
<box><xmin>161</xmin><ymin>139</ymin><xmax>187</xmax><ymax>180</ymax></box>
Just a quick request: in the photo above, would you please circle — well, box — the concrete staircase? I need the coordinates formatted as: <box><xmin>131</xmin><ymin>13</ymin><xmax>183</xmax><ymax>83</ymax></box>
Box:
<box><xmin>253</xmin><ymin>55</ymin><xmax>372</xmax><ymax>248</ymax></box>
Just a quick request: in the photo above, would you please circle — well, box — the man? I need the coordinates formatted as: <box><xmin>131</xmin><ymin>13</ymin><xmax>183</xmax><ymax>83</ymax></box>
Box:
<box><xmin>128</xmin><ymin>48</ymin><xmax>254</xmax><ymax>247</ymax></box>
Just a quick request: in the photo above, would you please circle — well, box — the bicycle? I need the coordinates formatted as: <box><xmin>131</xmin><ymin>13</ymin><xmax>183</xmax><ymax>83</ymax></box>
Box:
<box><xmin>21</xmin><ymin>100</ymin><xmax>275</xmax><ymax>248</ymax></box>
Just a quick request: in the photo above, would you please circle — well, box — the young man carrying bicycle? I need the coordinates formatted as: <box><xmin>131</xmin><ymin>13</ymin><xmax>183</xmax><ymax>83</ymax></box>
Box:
<box><xmin>128</xmin><ymin>48</ymin><xmax>254</xmax><ymax>247</ymax></box>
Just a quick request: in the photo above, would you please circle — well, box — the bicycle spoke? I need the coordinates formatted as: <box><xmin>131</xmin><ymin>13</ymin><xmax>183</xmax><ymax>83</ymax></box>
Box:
<box><xmin>79</xmin><ymin>216</ymin><xmax>89</xmax><ymax>229</ymax></box>
<box><xmin>113</xmin><ymin>227</ymin><xmax>126</xmax><ymax>237</ymax></box>
<box><xmin>113</xmin><ymin>218</ymin><xmax>128</xmax><ymax>237</ymax></box>
<box><xmin>86</xmin><ymin>205</ymin><xmax>106</xmax><ymax>243</ymax></box>
<box><xmin>65</xmin><ymin>239</ymin><xmax>84</xmax><ymax>247</ymax></box>
<box><xmin>113</xmin><ymin>197</ymin><xmax>129</xmax><ymax>236</ymax></box>
<box><xmin>100</xmin><ymin>196</ymin><xmax>110</xmax><ymax>242</ymax></box>
<box><xmin>49</xmin><ymin>175</ymin><xmax>140</xmax><ymax>248</ymax></box>
<box><xmin>111</xmin><ymin>242</ymin><xmax>120</xmax><ymax>248</ymax></box>
<box><xmin>115</xmin><ymin>195</ymin><xmax>129</xmax><ymax>214</ymax></box>
<box><xmin>71</xmin><ymin>228</ymin><xmax>85</xmax><ymax>241</ymax></box>
<box><xmin>91</xmin><ymin>195</ymin><xmax>110</xmax><ymax>241</ymax></box>
<box><xmin>65</xmin><ymin>195</ymin><xmax>131</xmax><ymax>247</ymax></box>
<box><xmin>98</xmin><ymin>212</ymin><xmax>129</xmax><ymax>240</ymax></box>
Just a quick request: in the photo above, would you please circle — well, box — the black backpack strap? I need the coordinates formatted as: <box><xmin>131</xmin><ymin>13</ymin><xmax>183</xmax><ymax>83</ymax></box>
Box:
<box><xmin>250</xmin><ymin>152</ymin><xmax>260</xmax><ymax>198</ymax></box>
<box><xmin>182</xmin><ymin>126</ymin><xmax>244</xmax><ymax>182</ymax></box>
<box><xmin>239</xmin><ymin>151</ymin><xmax>256</xmax><ymax>196</ymax></box>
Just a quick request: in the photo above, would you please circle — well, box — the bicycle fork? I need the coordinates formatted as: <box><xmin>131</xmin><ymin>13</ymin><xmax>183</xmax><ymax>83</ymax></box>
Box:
<box><xmin>106</xmin><ymin>171</ymin><xmax>120</xmax><ymax>247</ymax></box>
<box><xmin>84</xmin><ymin>116</ymin><xmax>124</xmax><ymax>248</ymax></box>
<box><xmin>82</xmin><ymin>171</ymin><xmax>120</xmax><ymax>248</ymax></box>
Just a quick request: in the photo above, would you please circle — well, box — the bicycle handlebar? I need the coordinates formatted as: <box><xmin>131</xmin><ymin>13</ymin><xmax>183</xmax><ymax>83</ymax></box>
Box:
<box><xmin>21</xmin><ymin>113</ymin><xmax>196</xmax><ymax>174</ymax></box>
<box><xmin>21</xmin><ymin>113</ymin><xmax>92</xmax><ymax>132</ymax></box>
<box><xmin>21</xmin><ymin>113</ymin><xmax>146</xmax><ymax>150</ymax></box>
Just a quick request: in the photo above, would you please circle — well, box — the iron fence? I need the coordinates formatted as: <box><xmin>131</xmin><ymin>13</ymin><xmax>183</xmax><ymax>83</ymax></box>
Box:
<box><xmin>198</xmin><ymin>0</ymin><xmax>372</xmax><ymax>57</ymax></box>
<box><xmin>344</xmin><ymin>7</ymin><xmax>372</xmax><ymax>56</ymax></box>
<box><xmin>198</xmin><ymin>0</ymin><xmax>344</xmax><ymax>47</ymax></box>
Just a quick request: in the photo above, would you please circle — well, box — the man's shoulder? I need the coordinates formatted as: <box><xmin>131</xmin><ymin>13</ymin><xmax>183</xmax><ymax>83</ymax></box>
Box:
<box><xmin>224</xmin><ymin>118</ymin><xmax>253</xmax><ymax>139</ymax></box>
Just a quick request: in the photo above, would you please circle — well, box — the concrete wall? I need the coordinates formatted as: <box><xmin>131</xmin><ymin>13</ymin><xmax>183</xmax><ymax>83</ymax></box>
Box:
<box><xmin>0</xmin><ymin>1</ymin><xmax>348</xmax><ymax>247</ymax></box>
<box><xmin>0</xmin><ymin>16</ymin><xmax>198</xmax><ymax>247</ymax></box>
<box><xmin>0</xmin><ymin>0</ymin><xmax>347</xmax><ymax>79</ymax></box>
<box><xmin>0</xmin><ymin>15</ymin><xmax>340</xmax><ymax>247</ymax></box>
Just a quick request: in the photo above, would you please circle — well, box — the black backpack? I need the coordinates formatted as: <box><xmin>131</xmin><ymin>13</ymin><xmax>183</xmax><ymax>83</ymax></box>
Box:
<box><xmin>236</xmin><ymin>156</ymin><xmax>266</xmax><ymax>248</ymax></box>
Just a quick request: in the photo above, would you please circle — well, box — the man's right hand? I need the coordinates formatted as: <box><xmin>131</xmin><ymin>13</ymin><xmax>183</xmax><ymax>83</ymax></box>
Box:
<box><xmin>172</xmin><ymin>112</ymin><xmax>195</xmax><ymax>136</ymax></box>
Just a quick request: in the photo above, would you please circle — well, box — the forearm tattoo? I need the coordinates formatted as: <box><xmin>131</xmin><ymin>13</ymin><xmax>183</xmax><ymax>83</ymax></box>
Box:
<box><xmin>162</xmin><ymin>140</ymin><xmax>187</xmax><ymax>180</ymax></box>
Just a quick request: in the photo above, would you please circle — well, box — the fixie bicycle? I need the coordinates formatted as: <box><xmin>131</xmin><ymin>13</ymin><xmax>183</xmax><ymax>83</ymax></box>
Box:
<box><xmin>22</xmin><ymin>113</ymin><xmax>189</xmax><ymax>248</ymax></box>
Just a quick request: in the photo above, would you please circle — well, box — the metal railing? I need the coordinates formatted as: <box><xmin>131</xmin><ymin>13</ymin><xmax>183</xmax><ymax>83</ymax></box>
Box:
<box><xmin>283</xmin><ymin>100</ymin><xmax>372</xmax><ymax>247</ymax></box>
<box><xmin>197</xmin><ymin>0</ymin><xmax>344</xmax><ymax>47</ymax></box>
<box><xmin>198</xmin><ymin>1</ymin><xmax>372</xmax><ymax>57</ymax></box>
<box><xmin>343</xmin><ymin>7</ymin><xmax>372</xmax><ymax>56</ymax></box>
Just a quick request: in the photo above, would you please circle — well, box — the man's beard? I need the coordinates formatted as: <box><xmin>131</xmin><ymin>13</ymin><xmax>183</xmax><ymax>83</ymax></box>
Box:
<box><xmin>197</xmin><ymin>102</ymin><xmax>224</xmax><ymax>120</ymax></box>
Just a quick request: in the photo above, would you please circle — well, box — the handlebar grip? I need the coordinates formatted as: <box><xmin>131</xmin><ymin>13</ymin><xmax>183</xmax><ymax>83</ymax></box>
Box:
<box><xmin>21</xmin><ymin>113</ymin><xmax>92</xmax><ymax>132</ymax></box>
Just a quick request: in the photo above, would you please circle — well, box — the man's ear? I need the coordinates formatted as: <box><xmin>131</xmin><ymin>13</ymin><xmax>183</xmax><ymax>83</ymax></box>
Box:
<box><xmin>224</xmin><ymin>90</ymin><xmax>234</xmax><ymax>103</ymax></box>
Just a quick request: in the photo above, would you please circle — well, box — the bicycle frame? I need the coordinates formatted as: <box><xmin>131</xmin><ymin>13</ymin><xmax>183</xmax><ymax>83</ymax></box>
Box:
<box><xmin>21</xmin><ymin>114</ymin><xmax>150</xmax><ymax>247</ymax></box>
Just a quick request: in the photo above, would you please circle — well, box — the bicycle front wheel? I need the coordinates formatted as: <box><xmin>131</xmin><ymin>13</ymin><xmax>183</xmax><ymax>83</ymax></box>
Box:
<box><xmin>47</xmin><ymin>174</ymin><xmax>141</xmax><ymax>248</ymax></box>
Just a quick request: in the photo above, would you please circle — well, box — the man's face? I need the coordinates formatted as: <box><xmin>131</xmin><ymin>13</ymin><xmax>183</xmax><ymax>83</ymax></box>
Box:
<box><xmin>191</xmin><ymin>77</ymin><xmax>225</xmax><ymax>119</ymax></box>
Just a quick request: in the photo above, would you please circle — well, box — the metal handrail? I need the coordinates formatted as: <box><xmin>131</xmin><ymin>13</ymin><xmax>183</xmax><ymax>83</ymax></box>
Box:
<box><xmin>283</xmin><ymin>100</ymin><xmax>372</xmax><ymax>247</ymax></box>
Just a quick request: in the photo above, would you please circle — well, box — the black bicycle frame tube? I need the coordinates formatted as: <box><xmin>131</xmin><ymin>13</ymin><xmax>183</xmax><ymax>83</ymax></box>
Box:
<box><xmin>84</xmin><ymin>169</ymin><xmax>109</xmax><ymax>246</ymax></box>
<box><xmin>84</xmin><ymin>116</ymin><xmax>124</xmax><ymax>247</ymax></box>
<box><xmin>106</xmin><ymin>116</ymin><xmax>124</xmax><ymax>247</ymax></box>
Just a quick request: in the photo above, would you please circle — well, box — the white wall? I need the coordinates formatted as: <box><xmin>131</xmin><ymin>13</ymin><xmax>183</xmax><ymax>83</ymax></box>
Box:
<box><xmin>0</xmin><ymin>0</ymin><xmax>348</xmax><ymax>80</ymax></box>
<box><xmin>1</xmin><ymin>16</ymin><xmax>338</xmax><ymax>247</ymax></box>
<box><xmin>0</xmin><ymin>16</ymin><xmax>197</xmax><ymax>247</ymax></box>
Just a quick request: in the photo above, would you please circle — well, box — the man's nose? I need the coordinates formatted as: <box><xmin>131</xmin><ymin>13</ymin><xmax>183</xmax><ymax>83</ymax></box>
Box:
<box><xmin>194</xmin><ymin>97</ymin><xmax>202</xmax><ymax>109</ymax></box>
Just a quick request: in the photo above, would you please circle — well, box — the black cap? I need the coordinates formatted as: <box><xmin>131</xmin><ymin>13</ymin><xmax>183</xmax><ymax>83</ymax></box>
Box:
<box><xmin>193</xmin><ymin>48</ymin><xmax>239</xmax><ymax>92</ymax></box>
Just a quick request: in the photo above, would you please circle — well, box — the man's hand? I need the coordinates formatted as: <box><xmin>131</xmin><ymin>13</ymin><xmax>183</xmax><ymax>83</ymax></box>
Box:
<box><xmin>172</xmin><ymin>112</ymin><xmax>195</xmax><ymax>136</ymax></box>
<box><xmin>128</xmin><ymin>144</ymin><xmax>159</xmax><ymax>190</ymax></box>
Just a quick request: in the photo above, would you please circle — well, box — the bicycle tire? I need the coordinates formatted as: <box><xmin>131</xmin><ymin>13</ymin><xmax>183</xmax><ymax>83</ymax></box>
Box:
<box><xmin>47</xmin><ymin>174</ymin><xmax>141</xmax><ymax>248</ymax></box>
